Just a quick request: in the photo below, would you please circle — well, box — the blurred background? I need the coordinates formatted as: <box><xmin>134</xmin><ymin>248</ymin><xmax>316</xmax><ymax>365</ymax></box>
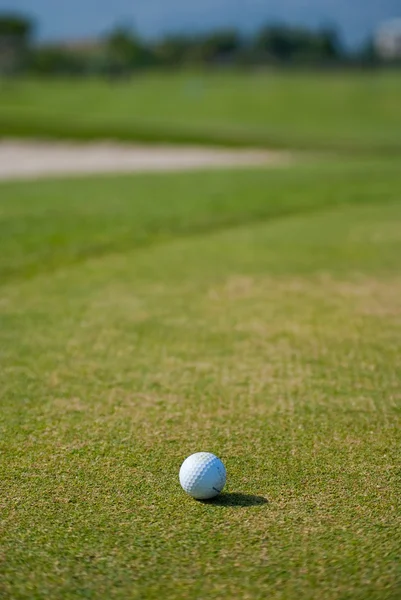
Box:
<box><xmin>0</xmin><ymin>1</ymin><xmax>400</xmax><ymax>154</ymax></box>
<box><xmin>1</xmin><ymin>1</ymin><xmax>401</xmax><ymax>76</ymax></box>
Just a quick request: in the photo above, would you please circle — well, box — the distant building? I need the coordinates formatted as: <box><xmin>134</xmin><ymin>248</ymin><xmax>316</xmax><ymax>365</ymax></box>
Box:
<box><xmin>375</xmin><ymin>19</ymin><xmax>401</xmax><ymax>60</ymax></box>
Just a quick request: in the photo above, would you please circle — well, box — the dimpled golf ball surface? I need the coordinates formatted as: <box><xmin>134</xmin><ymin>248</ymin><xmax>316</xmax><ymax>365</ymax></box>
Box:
<box><xmin>179</xmin><ymin>452</ymin><xmax>226</xmax><ymax>500</ymax></box>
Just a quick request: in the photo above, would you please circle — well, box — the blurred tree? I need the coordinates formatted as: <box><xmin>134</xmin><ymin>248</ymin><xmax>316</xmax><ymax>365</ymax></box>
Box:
<box><xmin>256</xmin><ymin>25</ymin><xmax>294</xmax><ymax>62</ymax></box>
<box><xmin>255</xmin><ymin>24</ymin><xmax>342</xmax><ymax>64</ymax></box>
<box><xmin>0</xmin><ymin>13</ymin><xmax>34</xmax><ymax>75</ymax></box>
<box><xmin>154</xmin><ymin>30</ymin><xmax>243</xmax><ymax>67</ymax></box>
<box><xmin>358</xmin><ymin>37</ymin><xmax>381</xmax><ymax>67</ymax></box>
<box><xmin>197</xmin><ymin>29</ymin><xmax>243</xmax><ymax>64</ymax></box>
<box><xmin>105</xmin><ymin>25</ymin><xmax>155</xmax><ymax>76</ymax></box>
<box><xmin>29</xmin><ymin>46</ymin><xmax>87</xmax><ymax>76</ymax></box>
<box><xmin>153</xmin><ymin>35</ymin><xmax>194</xmax><ymax>67</ymax></box>
<box><xmin>319</xmin><ymin>27</ymin><xmax>342</xmax><ymax>60</ymax></box>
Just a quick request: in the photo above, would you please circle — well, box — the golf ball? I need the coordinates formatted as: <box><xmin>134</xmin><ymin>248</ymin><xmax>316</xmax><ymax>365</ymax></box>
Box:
<box><xmin>179</xmin><ymin>452</ymin><xmax>226</xmax><ymax>500</ymax></box>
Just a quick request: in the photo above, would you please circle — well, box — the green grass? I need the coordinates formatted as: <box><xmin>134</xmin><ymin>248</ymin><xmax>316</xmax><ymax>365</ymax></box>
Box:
<box><xmin>1</xmin><ymin>158</ymin><xmax>401</xmax><ymax>599</ymax></box>
<box><xmin>1</xmin><ymin>158</ymin><xmax>401</xmax><ymax>283</ymax></box>
<box><xmin>1</xmin><ymin>71</ymin><xmax>401</xmax><ymax>153</ymax></box>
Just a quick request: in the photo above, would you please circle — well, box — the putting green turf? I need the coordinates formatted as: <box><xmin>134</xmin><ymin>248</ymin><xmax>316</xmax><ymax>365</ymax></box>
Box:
<box><xmin>1</xmin><ymin>160</ymin><xmax>401</xmax><ymax>599</ymax></box>
<box><xmin>1</xmin><ymin>71</ymin><xmax>401</xmax><ymax>153</ymax></box>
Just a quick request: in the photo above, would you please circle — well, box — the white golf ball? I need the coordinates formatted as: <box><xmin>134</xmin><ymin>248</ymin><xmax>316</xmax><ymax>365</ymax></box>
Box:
<box><xmin>179</xmin><ymin>452</ymin><xmax>226</xmax><ymax>500</ymax></box>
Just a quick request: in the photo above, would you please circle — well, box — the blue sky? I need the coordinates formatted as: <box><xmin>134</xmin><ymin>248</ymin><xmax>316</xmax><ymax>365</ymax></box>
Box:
<box><xmin>0</xmin><ymin>0</ymin><xmax>400</xmax><ymax>46</ymax></box>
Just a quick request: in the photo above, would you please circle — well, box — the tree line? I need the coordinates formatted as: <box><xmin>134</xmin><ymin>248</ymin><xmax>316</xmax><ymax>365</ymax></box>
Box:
<box><xmin>0</xmin><ymin>12</ymin><xmax>387</xmax><ymax>77</ymax></box>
